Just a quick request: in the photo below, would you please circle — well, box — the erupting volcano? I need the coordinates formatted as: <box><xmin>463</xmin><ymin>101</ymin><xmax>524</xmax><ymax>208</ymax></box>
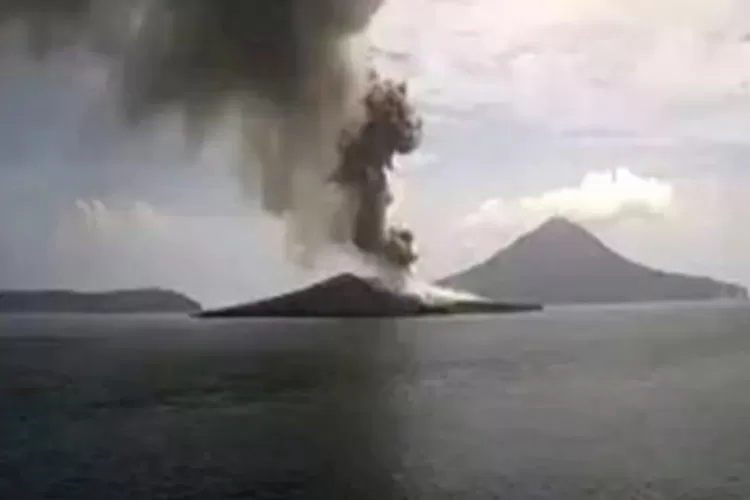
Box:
<box><xmin>0</xmin><ymin>0</ymin><xmax>543</xmax><ymax>316</ymax></box>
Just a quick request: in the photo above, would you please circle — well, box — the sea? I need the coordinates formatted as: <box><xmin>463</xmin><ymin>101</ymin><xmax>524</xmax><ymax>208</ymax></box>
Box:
<box><xmin>2</xmin><ymin>302</ymin><xmax>750</xmax><ymax>500</ymax></box>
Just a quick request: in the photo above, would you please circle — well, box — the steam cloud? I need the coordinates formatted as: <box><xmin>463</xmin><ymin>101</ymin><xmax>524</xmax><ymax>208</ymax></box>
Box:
<box><xmin>0</xmin><ymin>0</ymin><xmax>424</xmax><ymax>272</ymax></box>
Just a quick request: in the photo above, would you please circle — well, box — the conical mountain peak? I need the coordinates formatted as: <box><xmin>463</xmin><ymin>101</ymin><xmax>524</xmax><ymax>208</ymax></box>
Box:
<box><xmin>440</xmin><ymin>217</ymin><xmax>748</xmax><ymax>304</ymax></box>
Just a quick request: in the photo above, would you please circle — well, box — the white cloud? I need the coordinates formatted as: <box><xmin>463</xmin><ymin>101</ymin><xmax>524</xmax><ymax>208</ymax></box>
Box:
<box><xmin>461</xmin><ymin>167</ymin><xmax>673</xmax><ymax>229</ymax></box>
<box><xmin>519</xmin><ymin>167</ymin><xmax>674</xmax><ymax>222</ymax></box>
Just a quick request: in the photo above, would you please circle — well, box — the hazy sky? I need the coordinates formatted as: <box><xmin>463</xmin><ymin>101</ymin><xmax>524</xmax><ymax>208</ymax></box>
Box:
<box><xmin>1</xmin><ymin>0</ymin><xmax>749</xmax><ymax>306</ymax></box>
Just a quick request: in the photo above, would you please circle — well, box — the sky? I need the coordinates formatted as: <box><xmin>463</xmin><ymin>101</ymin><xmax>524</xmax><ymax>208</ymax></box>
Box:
<box><xmin>1</xmin><ymin>0</ymin><xmax>749</xmax><ymax>307</ymax></box>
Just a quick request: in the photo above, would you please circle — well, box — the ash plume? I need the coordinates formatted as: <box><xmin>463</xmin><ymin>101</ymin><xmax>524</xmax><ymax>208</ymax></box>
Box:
<box><xmin>333</xmin><ymin>71</ymin><xmax>423</xmax><ymax>269</ymax></box>
<box><xmin>0</xmin><ymin>0</ymin><xmax>425</xmax><ymax>272</ymax></box>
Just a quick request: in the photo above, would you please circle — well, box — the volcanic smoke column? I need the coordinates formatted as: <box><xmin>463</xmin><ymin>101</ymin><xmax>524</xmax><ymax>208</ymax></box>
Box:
<box><xmin>332</xmin><ymin>70</ymin><xmax>423</xmax><ymax>270</ymax></box>
<box><xmin>0</xmin><ymin>0</ymin><xmax>424</xmax><ymax>272</ymax></box>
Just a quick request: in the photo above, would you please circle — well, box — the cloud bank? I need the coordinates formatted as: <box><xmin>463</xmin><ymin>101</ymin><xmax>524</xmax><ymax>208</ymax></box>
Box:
<box><xmin>520</xmin><ymin>168</ymin><xmax>674</xmax><ymax>222</ymax></box>
<box><xmin>463</xmin><ymin>168</ymin><xmax>673</xmax><ymax>229</ymax></box>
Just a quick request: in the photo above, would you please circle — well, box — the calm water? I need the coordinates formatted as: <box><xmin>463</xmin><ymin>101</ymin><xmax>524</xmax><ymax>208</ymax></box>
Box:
<box><xmin>2</xmin><ymin>303</ymin><xmax>750</xmax><ymax>499</ymax></box>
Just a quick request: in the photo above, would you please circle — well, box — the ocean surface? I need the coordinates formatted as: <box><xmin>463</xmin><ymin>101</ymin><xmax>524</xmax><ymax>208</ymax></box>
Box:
<box><xmin>2</xmin><ymin>302</ymin><xmax>750</xmax><ymax>499</ymax></box>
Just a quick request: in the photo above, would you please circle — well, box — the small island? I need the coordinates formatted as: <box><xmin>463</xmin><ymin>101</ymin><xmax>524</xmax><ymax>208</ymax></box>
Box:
<box><xmin>197</xmin><ymin>273</ymin><xmax>542</xmax><ymax>318</ymax></box>
<box><xmin>0</xmin><ymin>289</ymin><xmax>201</xmax><ymax>314</ymax></box>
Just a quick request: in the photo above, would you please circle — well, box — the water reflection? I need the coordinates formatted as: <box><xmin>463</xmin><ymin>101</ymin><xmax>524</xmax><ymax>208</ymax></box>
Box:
<box><xmin>298</xmin><ymin>318</ymin><xmax>413</xmax><ymax>499</ymax></box>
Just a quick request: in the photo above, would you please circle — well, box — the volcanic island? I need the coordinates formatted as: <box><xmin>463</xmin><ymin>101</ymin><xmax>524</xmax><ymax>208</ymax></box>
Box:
<box><xmin>196</xmin><ymin>273</ymin><xmax>542</xmax><ymax>318</ymax></box>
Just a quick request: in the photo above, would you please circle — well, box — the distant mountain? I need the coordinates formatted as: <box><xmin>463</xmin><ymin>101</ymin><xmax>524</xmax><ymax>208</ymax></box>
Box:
<box><xmin>0</xmin><ymin>288</ymin><xmax>201</xmax><ymax>314</ymax></box>
<box><xmin>198</xmin><ymin>273</ymin><xmax>541</xmax><ymax>318</ymax></box>
<box><xmin>440</xmin><ymin>217</ymin><xmax>748</xmax><ymax>304</ymax></box>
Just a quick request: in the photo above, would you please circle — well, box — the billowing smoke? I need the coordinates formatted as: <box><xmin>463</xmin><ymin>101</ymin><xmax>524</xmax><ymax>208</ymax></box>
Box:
<box><xmin>332</xmin><ymin>72</ymin><xmax>422</xmax><ymax>269</ymax></box>
<box><xmin>0</xmin><ymin>0</ymin><xmax>424</xmax><ymax>273</ymax></box>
